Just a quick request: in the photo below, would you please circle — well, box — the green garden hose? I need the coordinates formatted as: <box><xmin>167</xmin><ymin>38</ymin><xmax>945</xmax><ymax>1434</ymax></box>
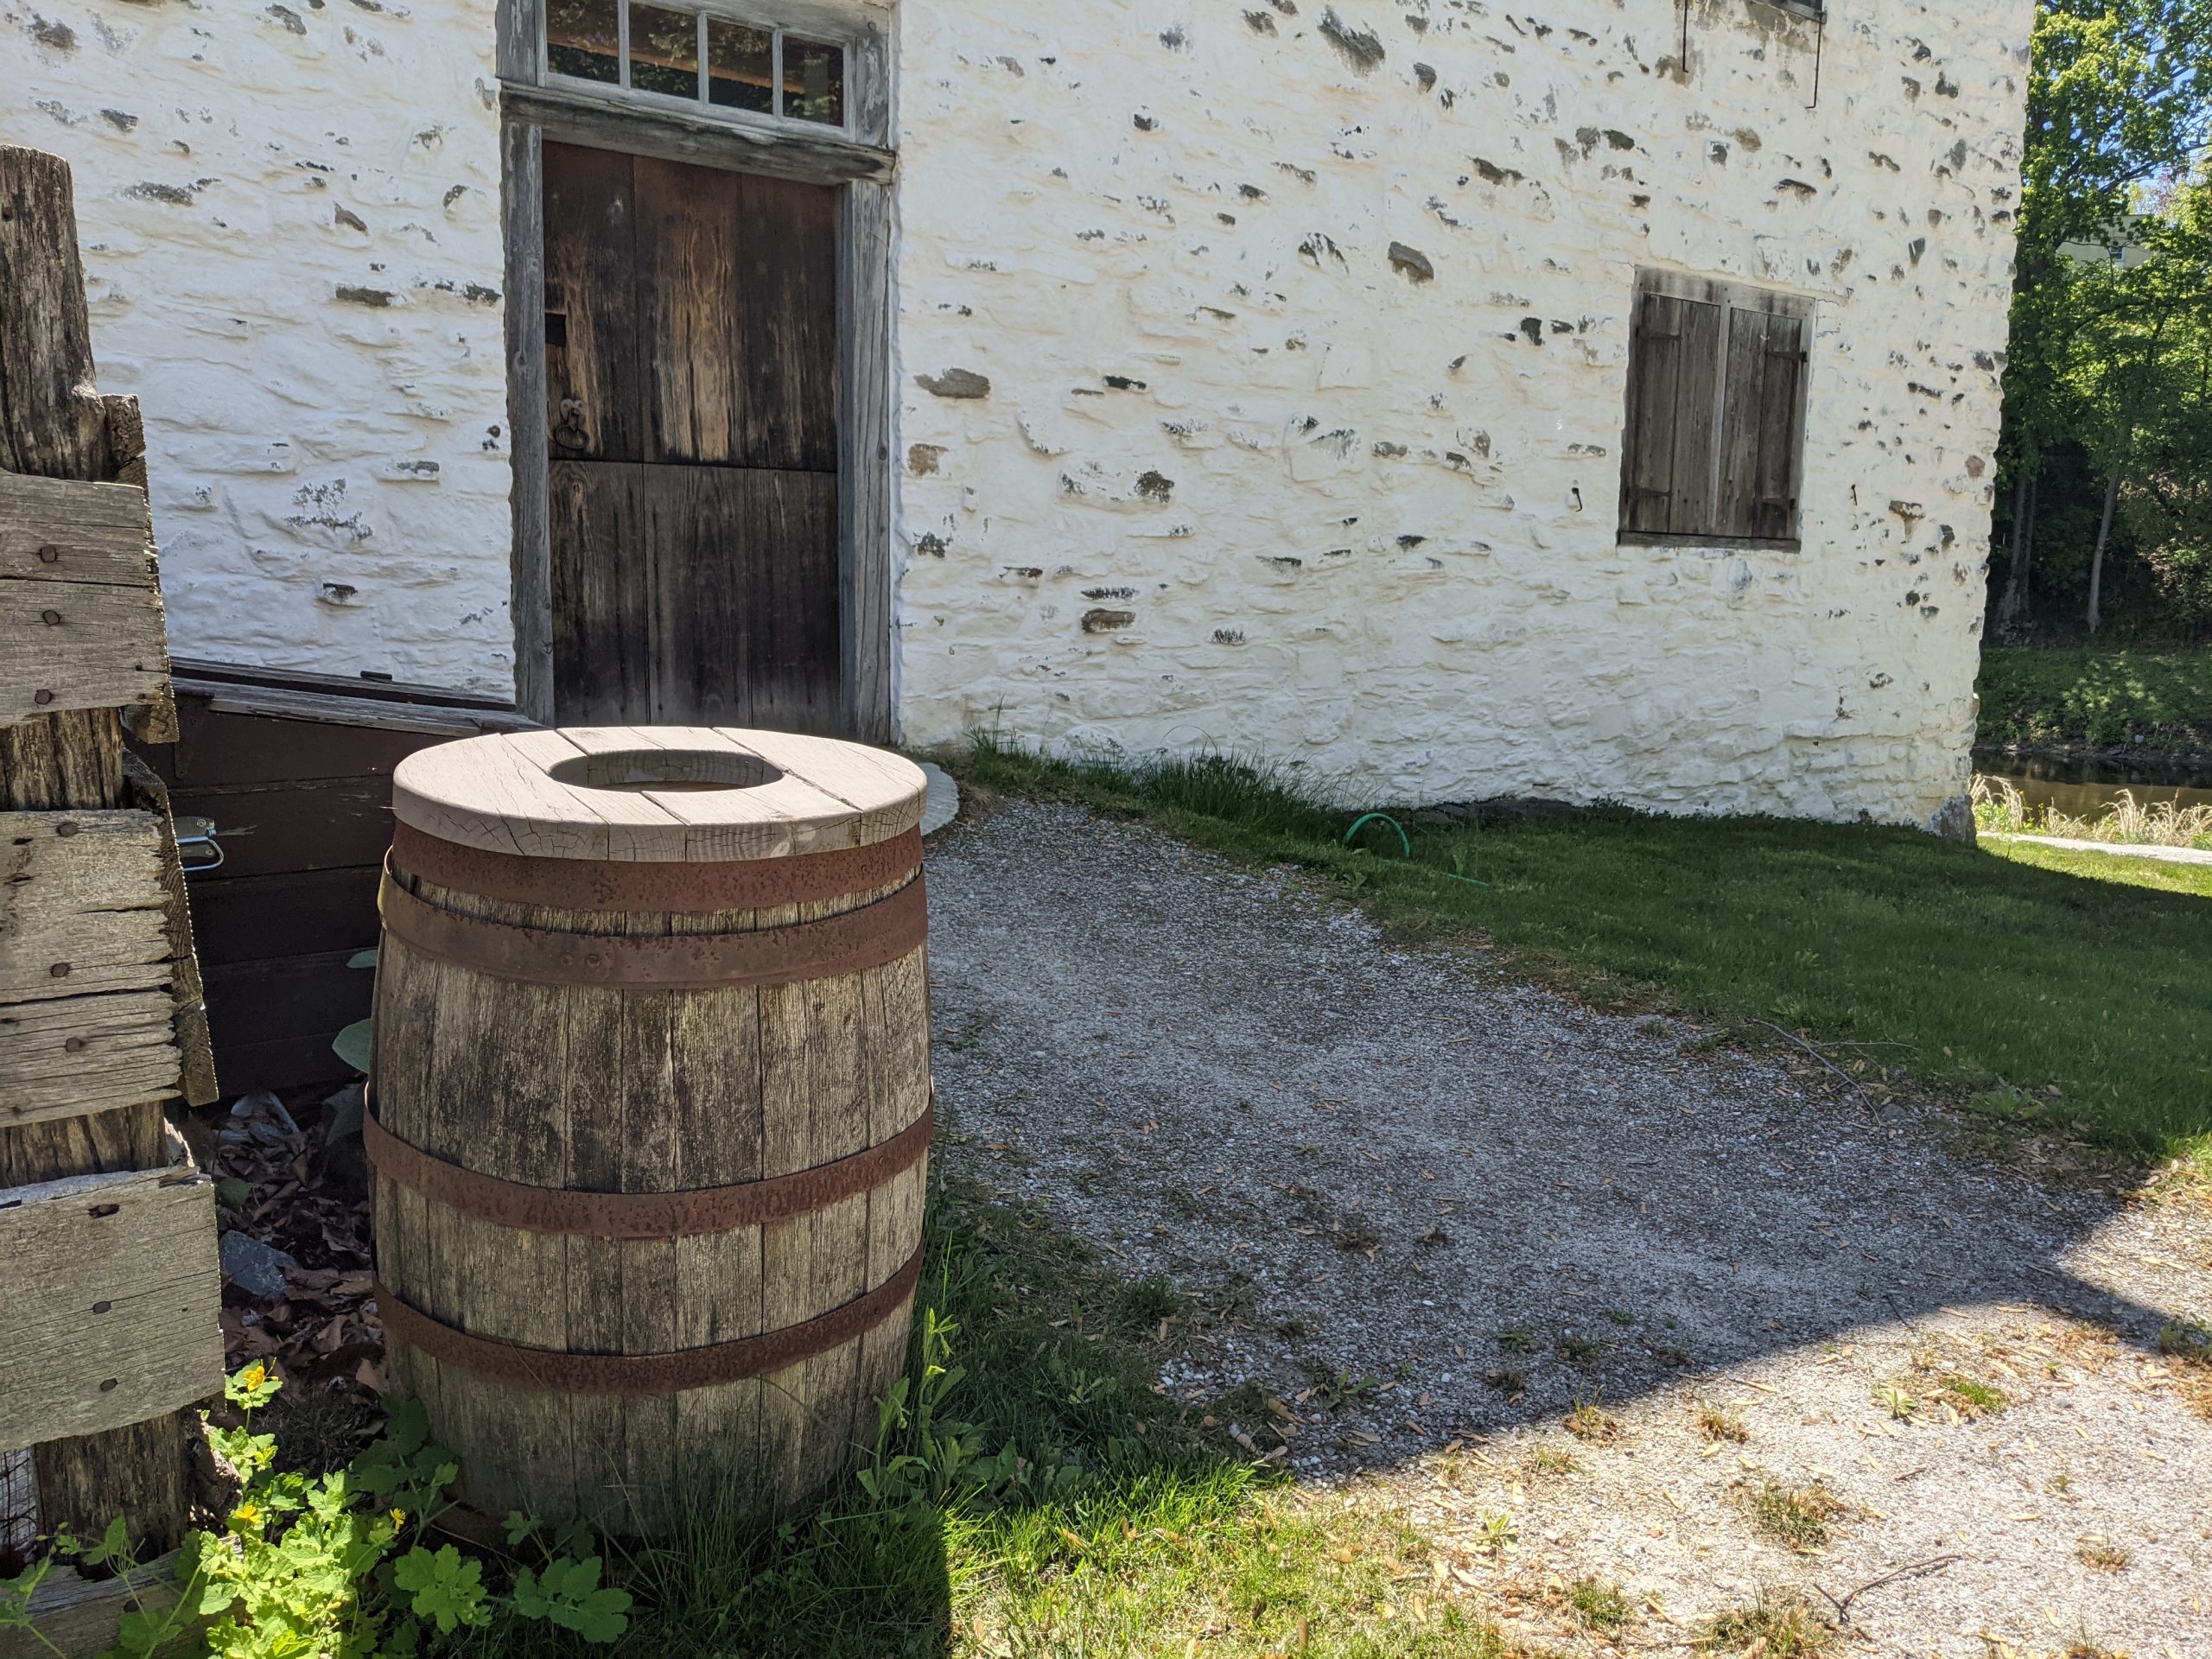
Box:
<box><xmin>1342</xmin><ymin>812</ymin><xmax>1491</xmax><ymax>887</ymax></box>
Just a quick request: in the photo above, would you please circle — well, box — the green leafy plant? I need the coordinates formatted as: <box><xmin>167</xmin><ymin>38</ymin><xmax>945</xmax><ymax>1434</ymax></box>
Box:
<box><xmin>0</xmin><ymin>1364</ymin><xmax>628</xmax><ymax>1658</ymax></box>
<box><xmin>332</xmin><ymin>949</ymin><xmax>378</xmax><ymax>1076</ymax></box>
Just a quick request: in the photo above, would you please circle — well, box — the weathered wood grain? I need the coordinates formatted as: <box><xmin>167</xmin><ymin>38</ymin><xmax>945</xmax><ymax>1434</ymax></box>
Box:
<box><xmin>503</xmin><ymin>117</ymin><xmax>556</xmax><ymax>728</ymax></box>
<box><xmin>0</xmin><ymin>141</ymin><xmax>207</xmax><ymax>1560</ymax></box>
<box><xmin>0</xmin><ymin>1547</ymin><xmax>181</xmax><ymax>1659</ymax></box>
<box><xmin>0</xmin><ymin>989</ymin><xmax>181</xmax><ymax>1128</ymax></box>
<box><xmin>120</xmin><ymin>756</ymin><xmax>217</xmax><ymax>1108</ymax></box>
<box><xmin>0</xmin><ymin>810</ymin><xmax>175</xmax><ymax>1004</ymax></box>
<box><xmin>391</xmin><ymin>727</ymin><xmax>925</xmax><ymax>861</ymax></box>
<box><xmin>0</xmin><ymin>149</ymin><xmax>110</xmax><ymax>481</ymax></box>
<box><xmin>841</xmin><ymin>179</ymin><xmax>895</xmax><ymax>744</ymax></box>
<box><xmin>0</xmin><ymin>474</ymin><xmax>156</xmax><ymax>588</ymax></box>
<box><xmin>0</xmin><ymin>580</ymin><xmax>168</xmax><ymax>728</ymax></box>
<box><xmin>0</xmin><ymin>1165</ymin><xmax>221</xmax><ymax>1446</ymax></box>
<box><xmin>373</xmin><ymin>776</ymin><xmax>931</xmax><ymax>1533</ymax></box>
<box><xmin>506</xmin><ymin>83</ymin><xmax>896</xmax><ymax>188</ymax></box>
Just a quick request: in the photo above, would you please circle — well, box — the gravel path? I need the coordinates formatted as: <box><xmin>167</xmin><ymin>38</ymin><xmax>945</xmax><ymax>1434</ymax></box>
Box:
<box><xmin>925</xmin><ymin>799</ymin><xmax>2212</xmax><ymax>1656</ymax></box>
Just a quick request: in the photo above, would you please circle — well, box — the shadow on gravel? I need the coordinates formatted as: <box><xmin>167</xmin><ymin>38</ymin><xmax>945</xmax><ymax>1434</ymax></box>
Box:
<box><xmin>923</xmin><ymin>801</ymin><xmax>2192</xmax><ymax>1470</ymax></box>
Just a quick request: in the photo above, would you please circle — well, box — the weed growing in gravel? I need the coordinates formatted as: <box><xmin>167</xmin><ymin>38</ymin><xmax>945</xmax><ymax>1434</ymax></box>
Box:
<box><xmin>1304</xmin><ymin>1367</ymin><xmax>1380</xmax><ymax>1409</ymax></box>
<box><xmin>1556</xmin><ymin>1333</ymin><xmax>1605</xmax><ymax>1364</ymax></box>
<box><xmin>1483</xmin><ymin>1370</ymin><xmax>1529</xmax><ymax>1399</ymax></box>
<box><xmin>1496</xmin><ymin>1327</ymin><xmax>1539</xmax><ymax>1354</ymax></box>
<box><xmin>1471</xmin><ymin>1512</ymin><xmax>1519</xmax><ymax>1558</ymax></box>
<box><xmin>1742</xmin><ymin>1480</ymin><xmax>1850</xmax><ymax>1550</ymax></box>
<box><xmin>1116</xmin><ymin>1272</ymin><xmax>1185</xmax><ymax>1327</ymax></box>
<box><xmin>2158</xmin><ymin>1319</ymin><xmax>2211</xmax><ymax>1361</ymax></box>
<box><xmin>1936</xmin><ymin>1375</ymin><xmax>2009</xmax><ymax>1419</ymax></box>
<box><xmin>1697</xmin><ymin>1589</ymin><xmax>1834</xmax><ymax>1655</ymax></box>
<box><xmin>1563</xmin><ymin>1401</ymin><xmax>1622</xmax><ymax>1444</ymax></box>
<box><xmin>1604</xmin><ymin>1308</ymin><xmax>1637</xmax><ymax>1326</ymax></box>
<box><xmin>1875</xmin><ymin>1384</ymin><xmax>1918</xmax><ymax>1421</ymax></box>
<box><xmin>1523</xmin><ymin>1446</ymin><xmax>1583</xmax><ymax>1478</ymax></box>
<box><xmin>1697</xmin><ymin>1407</ymin><xmax>1750</xmax><ymax>1444</ymax></box>
<box><xmin>2076</xmin><ymin>1539</ymin><xmax>2133</xmax><ymax>1572</ymax></box>
<box><xmin>1565</xmin><ymin>1576</ymin><xmax>1632</xmax><ymax>1630</ymax></box>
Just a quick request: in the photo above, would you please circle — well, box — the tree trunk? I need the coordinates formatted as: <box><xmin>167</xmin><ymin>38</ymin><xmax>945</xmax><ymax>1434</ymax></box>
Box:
<box><xmin>2086</xmin><ymin>469</ymin><xmax>2120</xmax><ymax>635</ymax></box>
<box><xmin>0</xmin><ymin>144</ymin><xmax>199</xmax><ymax>1563</ymax></box>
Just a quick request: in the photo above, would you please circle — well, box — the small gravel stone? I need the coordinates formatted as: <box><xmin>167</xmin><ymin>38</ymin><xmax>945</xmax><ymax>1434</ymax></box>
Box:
<box><xmin>925</xmin><ymin>799</ymin><xmax>2212</xmax><ymax>1653</ymax></box>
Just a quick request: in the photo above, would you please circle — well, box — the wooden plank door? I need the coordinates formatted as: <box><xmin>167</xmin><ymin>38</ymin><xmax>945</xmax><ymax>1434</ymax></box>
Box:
<box><xmin>542</xmin><ymin>141</ymin><xmax>842</xmax><ymax>731</ymax></box>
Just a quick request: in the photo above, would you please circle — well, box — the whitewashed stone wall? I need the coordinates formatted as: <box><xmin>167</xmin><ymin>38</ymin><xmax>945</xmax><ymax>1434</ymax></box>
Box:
<box><xmin>2</xmin><ymin>0</ymin><xmax>512</xmax><ymax>696</ymax></box>
<box><xmin>892</xmin><ymin>0</ymin><xmax>2035</xmax><ymax>826</ymax></box>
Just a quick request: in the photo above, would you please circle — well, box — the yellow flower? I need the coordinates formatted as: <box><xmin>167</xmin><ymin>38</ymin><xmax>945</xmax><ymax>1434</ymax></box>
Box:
<box><xmin>240</xmin><ymin>1363</ymin><xmax>268</xmax><ymax>1391</ymax></box>
<box><xmin>232</xmin><ymin>1503</ymin><xmax>262</xmax><ymax>1529</ymax></box>
<box><xmin>390</xmin><ymin>1509</ymin><xmax>407</xmax><ymax>1529</ymax></box>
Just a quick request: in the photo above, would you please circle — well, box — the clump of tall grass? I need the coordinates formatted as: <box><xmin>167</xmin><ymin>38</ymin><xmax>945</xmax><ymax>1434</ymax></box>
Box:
<box><xmin>1972</xmin><ymin>774</ymin><xmax>2212</xmax><ymax>850</ymax></box>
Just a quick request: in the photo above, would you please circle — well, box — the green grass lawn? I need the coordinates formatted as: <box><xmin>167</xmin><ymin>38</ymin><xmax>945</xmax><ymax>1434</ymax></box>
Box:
<box><xmin>1977</xmin><ymin>645</ymin><xmax>2212</xmax><ymax>755</ymax></box>
<box><xmin>963</xmin><ymin>741</ymin><xmax>2212</xmax><ymax>1166</ymax></box>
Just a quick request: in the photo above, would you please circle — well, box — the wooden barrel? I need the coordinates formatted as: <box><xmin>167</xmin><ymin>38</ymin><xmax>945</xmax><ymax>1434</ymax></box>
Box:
<box><xmin>366</xmin><ymin>728</ymin><xmax>931</xmax><ymax>1535</ymax></box>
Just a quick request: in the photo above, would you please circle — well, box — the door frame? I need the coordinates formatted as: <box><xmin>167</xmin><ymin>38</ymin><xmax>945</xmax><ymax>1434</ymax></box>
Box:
<box><xmin>495</xmin><ymin>0</ymin><xmax>897</xmax><ymax>741</ymax></box>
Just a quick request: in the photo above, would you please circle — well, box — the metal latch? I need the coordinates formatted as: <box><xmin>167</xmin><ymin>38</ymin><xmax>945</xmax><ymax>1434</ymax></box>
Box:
<box><xmin>175</xmin><ymin>817</ymin><xmax>225</xmax><ymax>873</ymax></box>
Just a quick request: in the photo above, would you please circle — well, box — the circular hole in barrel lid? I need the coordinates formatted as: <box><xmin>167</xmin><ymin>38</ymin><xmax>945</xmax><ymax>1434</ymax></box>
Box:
<box><xmin>547</xmin><ymin>747</ymin><xmax>783</xmax><ymax>794</ymax></box>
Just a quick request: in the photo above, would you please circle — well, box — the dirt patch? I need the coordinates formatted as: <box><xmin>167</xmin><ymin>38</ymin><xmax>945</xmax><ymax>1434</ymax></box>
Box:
<box><xmin>926</xmin><ymin>800</ymin><xmax>2212</xmax><ymax>1655</ymax></box>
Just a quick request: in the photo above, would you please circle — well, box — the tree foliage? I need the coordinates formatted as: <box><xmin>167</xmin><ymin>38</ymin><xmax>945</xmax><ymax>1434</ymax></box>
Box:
<box><xmin>1995</xmin><ymin>1</ymin><xmax>2212</xmax><ymax>638</ymax></box>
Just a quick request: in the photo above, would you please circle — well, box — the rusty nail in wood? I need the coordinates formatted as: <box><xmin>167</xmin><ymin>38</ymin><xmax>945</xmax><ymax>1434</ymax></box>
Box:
<box><xmin>36</xmin><ymin>544</ymin><xmax>60</xmax><ymax>563</ymax></box>
<box><xmin>32</xmin><ymin>690</ymin><xmax>54</xmax><ymax>705</ymax></box>
<box><xmin>91</xmin><ymin>1300</ymin><xmax>111</xmax><ymax>1314</ymax></box>
<box><xmin>48</xmin><ymin>962</ymin><xmax>71</xmax><ymax>977</ymax></box>
<box><xmin>40</xmin><ymin>609</ymin><xmax>61</xmax><ymax>626</ymax></box>
<box><xmin>55</xmin><ymin>821</ymin><xmax>79</xmax><ymax>836</ymax></box>
<box><xmin>64</xmin><ymin>1038</ymin><xmax>88</xmax><ymax>1052</ymax></box>
<box><xmin>99</xmin><ymin>1379</ymin><xmax>119</xmax><ymax>1393</ymax></box>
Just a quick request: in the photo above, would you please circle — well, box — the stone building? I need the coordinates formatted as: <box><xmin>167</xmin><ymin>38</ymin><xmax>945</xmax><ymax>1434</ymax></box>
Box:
<box><xmin>6</xmin><ymin>0</ymin><xmax>2032</xmax><ymax>835</ymax></box>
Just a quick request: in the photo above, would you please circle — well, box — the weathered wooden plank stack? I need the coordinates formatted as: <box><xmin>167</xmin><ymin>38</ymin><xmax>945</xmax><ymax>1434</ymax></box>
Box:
<box><xmin>369</xmin><ymin>727</ymin><xmax>930</xmax><ymax>1535</ymax></box>
<box><xmin>0</xmin><ymin>145</ymin><xmax>224</xmax><ymax>1653</ymax></box>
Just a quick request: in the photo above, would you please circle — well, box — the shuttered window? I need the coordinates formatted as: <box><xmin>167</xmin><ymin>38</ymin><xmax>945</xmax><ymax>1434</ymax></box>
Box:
<box><xmin>1618</xmin><ymin>274</ymin><xmax>1810</xmax><ymax>547</ymax></box>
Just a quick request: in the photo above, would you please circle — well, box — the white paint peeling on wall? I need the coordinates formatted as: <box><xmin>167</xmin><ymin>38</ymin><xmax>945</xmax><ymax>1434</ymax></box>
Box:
<box><xmin>2</xmin><ymin>0</ymin><xmax>512</xmax><ymax>696</ymax></box>
<box><xmin>890</xmin><ymin>0</ymin><xmax>2035</xmax><ymax>828</ymax></box>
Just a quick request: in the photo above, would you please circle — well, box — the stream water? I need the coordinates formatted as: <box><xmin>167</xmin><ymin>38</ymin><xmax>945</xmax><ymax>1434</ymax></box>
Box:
<box><xmin>1974</xmin><ymin>750</ymin><xmax>2212</xmax><ymax>820</ymax></box>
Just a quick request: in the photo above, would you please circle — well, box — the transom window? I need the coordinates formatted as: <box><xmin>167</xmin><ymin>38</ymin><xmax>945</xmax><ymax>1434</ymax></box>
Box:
<box><xmin>545</xmin><ymin>0</ymin><xmax>848</xmax><ymax>130</ymax></box>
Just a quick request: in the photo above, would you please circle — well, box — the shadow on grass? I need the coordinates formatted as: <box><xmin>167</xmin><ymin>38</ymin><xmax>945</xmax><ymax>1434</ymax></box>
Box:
<box><xmin>432</xmin><ymin>1183</ymin><xmax>1476</xmax><ymax>1659</ymax></box>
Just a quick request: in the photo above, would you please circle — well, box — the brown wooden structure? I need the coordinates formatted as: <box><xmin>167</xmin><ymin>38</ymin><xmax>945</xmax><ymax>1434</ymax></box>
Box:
<box><xmin>369</xmin><ymin>727</ymin><xmax>929</xmax><ymax>1533</ymax></box>
<box><xmin>0</xmin><ymin>143</ymin><xmax>222</xmax><ymax>1654</ymax></box>
<box><xmin>133</xmin><ymin>666</ymin><xmax>537</xmax><ymax>1090</ymax></box>
<box><xmin>498</xmin><ymin>0</ymin><xmax>897</xmax><ymax>741</ymax></box>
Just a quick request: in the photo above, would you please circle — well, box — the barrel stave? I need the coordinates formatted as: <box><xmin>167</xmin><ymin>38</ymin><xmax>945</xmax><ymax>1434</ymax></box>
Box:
<box><xmin>372</xmin><ymin>855</ymin><xmax>928</xmax><ymax>1533</ymax></box>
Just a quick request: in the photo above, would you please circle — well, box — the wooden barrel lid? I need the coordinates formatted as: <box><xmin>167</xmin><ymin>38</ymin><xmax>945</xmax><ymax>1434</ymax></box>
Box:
<box><xmin>392</xmin><ymin>727</ymin><xmax>928</xmax><ymax>862</ymax></box>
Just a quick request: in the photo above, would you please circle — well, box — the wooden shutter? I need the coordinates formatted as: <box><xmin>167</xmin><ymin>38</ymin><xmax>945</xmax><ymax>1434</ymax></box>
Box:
<box><xmin>1717</xmin><ymin>306</ymin><xmax>1806</xmax><ymax>541</ymax></box>
<box><xmin>1619</xmin><ymin>290</ymin><xmax>1722</xmax><ymax>537</ymax></box>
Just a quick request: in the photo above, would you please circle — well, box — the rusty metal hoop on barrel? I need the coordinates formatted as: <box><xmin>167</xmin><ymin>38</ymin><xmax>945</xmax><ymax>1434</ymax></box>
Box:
<box><xmin>368</xmin><ymin>727</ymin><xmax>931</xmax><ymax>1535</ymax></box>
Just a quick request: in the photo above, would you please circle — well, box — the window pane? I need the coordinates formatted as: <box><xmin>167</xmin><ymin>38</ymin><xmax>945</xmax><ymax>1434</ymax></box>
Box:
<box><xmin>783</xmin><ymin>36</ymin><xmax>845</xmax><ymax>126</ymax></box>
<box><xmin>706</xmin><ymin>18</ymin><xmax>773</xmax><ymax>115</ymax></box>
<box><xmin>628</xmin><ymin>3</ymin><xmax>700</xmax><ymax>99</ymax></box>
<box><xmin>546</xmin><ymin>0</ymin><xmax>620</xmax><ymax>83</ymax></box>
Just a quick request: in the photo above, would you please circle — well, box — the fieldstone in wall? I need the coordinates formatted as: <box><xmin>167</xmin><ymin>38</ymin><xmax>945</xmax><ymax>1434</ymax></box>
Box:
<box><xmin>892</xmin><ymin>0</ymin><xmax>2034</xmax><ymax>827</ymax></box>
<box><xmin>1</xmin><ymin>0</ymin><xmax>512</xmax><ymax>696</ymax></box>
